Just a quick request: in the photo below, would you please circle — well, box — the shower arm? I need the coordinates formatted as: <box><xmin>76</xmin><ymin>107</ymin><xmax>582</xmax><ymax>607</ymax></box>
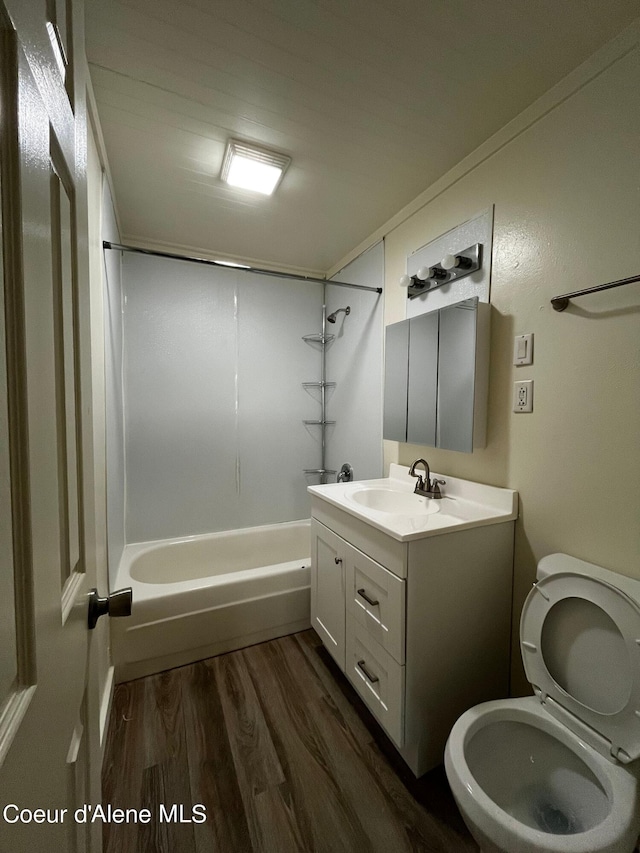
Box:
<box><xmin>327</xmin><ymin>306</ymin><xmax>351</xmax><ymax>323</ymax></box>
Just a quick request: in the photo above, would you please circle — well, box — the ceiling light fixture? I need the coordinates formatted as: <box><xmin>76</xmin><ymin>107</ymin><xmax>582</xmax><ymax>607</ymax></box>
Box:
<box><xmin>220</xmin><ymin>139</ymin><xmax>290</xmax><ymax>195</ymax></box>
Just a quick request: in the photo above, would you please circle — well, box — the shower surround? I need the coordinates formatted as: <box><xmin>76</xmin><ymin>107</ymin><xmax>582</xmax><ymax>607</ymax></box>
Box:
<box><xmin>122</xmin><ymin>252</ymin><xmax>321</xmax><ymax>543</ymax></box>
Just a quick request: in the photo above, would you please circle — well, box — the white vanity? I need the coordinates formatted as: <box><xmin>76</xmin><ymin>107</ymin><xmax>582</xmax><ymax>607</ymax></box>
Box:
<box><xmin>308</xmin><ymin>464</ymin><xmax>517</xmax><ymax>776</ymax></box>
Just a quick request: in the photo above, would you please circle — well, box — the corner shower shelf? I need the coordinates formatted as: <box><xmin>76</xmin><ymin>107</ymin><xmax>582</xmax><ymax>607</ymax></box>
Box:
<box><xmin>302</xmin><ymin>333</ymin><xmax>335</xmax><ymax>344</ymax></box>
<box><xmin>302</xmin><ymin>319</ymin><xmax>337</xmax><ymax>484</ymax></box>
<box><xmin>302</xmin><ymin>381</ymin><xmax>336</xmax><ymax>388</ymax></box>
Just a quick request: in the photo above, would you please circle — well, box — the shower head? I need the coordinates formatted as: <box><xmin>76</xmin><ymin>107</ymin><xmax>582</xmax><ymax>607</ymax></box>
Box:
<box><xmin>327</xmin><ymin>306</ymin><xmax>351</xmax><ymax>324</ymax></box>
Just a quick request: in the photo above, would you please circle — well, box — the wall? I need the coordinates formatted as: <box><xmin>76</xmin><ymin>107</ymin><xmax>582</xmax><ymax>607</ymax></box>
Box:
<box><xmin>336</xmin><ymin>24</ymin><xmax>640</xmax><ymax>694</ymax></box>
<box><xmin>102</xmin><ymin>181</ymin><xmax>125</xmax><ymax>585</ymax></box>
<box><xmin>122</xmin><ymin>254</ymin><xmax>323</xmax><ymax>543</ymax></box>
<box><xmin>326</xmin><ymin>241</ymin><xmax>384</xmax><ymax>482</ymax></box>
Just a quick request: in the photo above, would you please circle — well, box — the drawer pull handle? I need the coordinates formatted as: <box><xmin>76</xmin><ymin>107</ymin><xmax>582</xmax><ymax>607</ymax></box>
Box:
<box><xmin>356</xmin><ymin>659</ymin><xmax>379</xmax><ymax>684</ymax></box>
<box><xmin>357</xmin><ymin>588</ymin><xmax>379</xmax><ymax>607</ymax></box>
<box><xmin>335</xmin><ymin>557</ymin><xmax>342</xmax><ymax>565</ymax></box>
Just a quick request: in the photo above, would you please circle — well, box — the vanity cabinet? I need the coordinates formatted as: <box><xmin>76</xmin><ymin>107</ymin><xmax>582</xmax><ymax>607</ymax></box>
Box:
<box><xmin>310</xmin><ymin>496</ymin><xmax>514</xmax><ymax>776</ymax></box>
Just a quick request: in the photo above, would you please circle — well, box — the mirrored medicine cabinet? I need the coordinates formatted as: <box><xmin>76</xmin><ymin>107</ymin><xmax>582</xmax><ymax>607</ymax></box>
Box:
<box><xmin>383</xmin><ymin>297</ymin><xmax>490</xmax><ymax>453</ymax></box>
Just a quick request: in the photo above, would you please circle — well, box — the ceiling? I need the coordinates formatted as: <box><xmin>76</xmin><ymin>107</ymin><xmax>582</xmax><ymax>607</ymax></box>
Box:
<box><xmin>85</xmin><ymin>0</ymin><xmax>639</xmax><ymax>275</ymax></box>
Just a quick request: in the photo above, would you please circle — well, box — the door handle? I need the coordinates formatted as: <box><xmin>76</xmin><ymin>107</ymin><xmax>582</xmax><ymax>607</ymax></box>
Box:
<box><xmin>88</xmin><ymin>587</ymin><xmax>133</xmax><ymax>630</ymax></box>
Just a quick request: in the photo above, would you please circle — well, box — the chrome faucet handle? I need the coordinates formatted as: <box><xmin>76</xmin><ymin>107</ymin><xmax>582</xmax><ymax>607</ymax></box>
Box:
<box><xmin>431</xmin><ymin>479</ymin><xmax>446</xmax><ymax>497</ymax></box>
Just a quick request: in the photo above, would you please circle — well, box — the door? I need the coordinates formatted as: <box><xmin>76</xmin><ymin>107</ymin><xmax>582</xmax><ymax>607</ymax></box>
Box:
<box><xmin>0</xmin><ymin>2</ymin><xmax>102</xmax><ymax>851</ymax></box>
<box><xmin>310</xmin><ymin>520</ymin><xmax>346</xmax><ymax>669</ymax></box>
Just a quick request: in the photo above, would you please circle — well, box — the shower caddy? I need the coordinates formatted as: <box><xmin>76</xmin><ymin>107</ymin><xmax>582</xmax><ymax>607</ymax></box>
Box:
<box><xmin>302</xmin><ymin>306</ymin><xmax>336</xmax><ymax>484</ymax></box>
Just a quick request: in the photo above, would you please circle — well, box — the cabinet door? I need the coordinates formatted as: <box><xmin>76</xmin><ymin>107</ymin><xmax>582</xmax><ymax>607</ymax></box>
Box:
<box><xmin>310</xmin><ymin>519</ymin><xmax>346</xmax><ymax>670</ymax></box>
<box><xmin>383</xmin><ymin>320</ymin><xmax>409</xmax><ymax>441</ymax></box>
<box><xmin>437</xmin><ymin>299</ymin><xmax>477</xmax><ymax>452</ymax></box>
<box><xmin>407</xmin><ymin>311</ymin><xmax>439</xmax><ymax>446</ymax></box>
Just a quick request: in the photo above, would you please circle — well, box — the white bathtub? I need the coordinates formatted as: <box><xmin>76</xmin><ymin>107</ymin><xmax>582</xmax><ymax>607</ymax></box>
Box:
<box><xmin>111</xmin><ymin>520</ymin><xmax>311</xmax><ymax>682</ymax></box>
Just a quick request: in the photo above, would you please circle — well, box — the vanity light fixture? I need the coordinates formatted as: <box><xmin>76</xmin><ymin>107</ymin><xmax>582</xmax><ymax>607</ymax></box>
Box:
<box><xmin>220</xmin><ymin>139</ymin><xmax>291</xmax><ymax>195</ymax></box>
<box><xmin>399</xmin><ymin>243</ymin><xmax>483</xmax><ymax>299</ymax></box>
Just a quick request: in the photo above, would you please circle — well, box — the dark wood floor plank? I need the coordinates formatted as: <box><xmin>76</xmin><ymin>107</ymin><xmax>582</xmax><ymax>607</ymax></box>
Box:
<box><xmin>180</xmin><ymin>661</ymin><xmax>253</xmax><ymax>853</ymax></box>
<box><xmin>102</xmin><ymin>679</ymin><xmax>147</xmax><ymax>853</ymax></box>
<box><xmin>211</xmin><ymin>652</ymin><xmax>287</xmax><ymax>851</ymax></box>
<box><xmin>243</xmin><ymin>638</ymin><xmax>374</xmax><ymax>853</ymax></box>
<box><xmin>212</xmin><ymin>651</ymin><xmax>285</xmax><ymax>795</ymax></box>
<box><xmin>305</xmin><ymin>688</ymin><xmax>414</xmax><ymax>852</ymax></box>
<box><xmin>143</xmin><ymin>668</ymin><xmax>186</xmax><ymax>768</ymax></box>
<box><xmin>294</xmin><ymin>629</ymin><xmax>374</xmax><ymax>750</ymax></box>
<box><xmin>362</xmin><ymin>743</ymin><xmax>477</xmax><ymax>853</ymax></box>
<box><xmin>139</xmin><ymin>759</ymin><xmax>196</xmax><ymax>853</ymax></box>
<box><xmin>253</xmin><ymin>782</ymin><xmax>307</xmax><ymax>853</ymax></box>
<box><xmin>299</xmin><ymin>635</ymin><xmax>477</xmax><ymax>852</ymax></box>
<box><xmin>103</xmin><ymin>629</ymin><xmax>478</xmax><ymax>853</ymax></box>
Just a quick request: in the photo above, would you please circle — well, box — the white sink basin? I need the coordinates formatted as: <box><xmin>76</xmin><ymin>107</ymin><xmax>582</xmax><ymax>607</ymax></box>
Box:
<box><xmin>307</xmin><ymin>464</ymin><xmax>519</xmax><ymax>542</ymax></box>
<box><xmin>349</xmin><ymin>487</ymin><xmax>440</xmax><ymax>516</ymax></box>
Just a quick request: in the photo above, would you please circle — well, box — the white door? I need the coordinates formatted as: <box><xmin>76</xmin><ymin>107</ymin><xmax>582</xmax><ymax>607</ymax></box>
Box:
<box><xmin>0</xmin><ymin>1</ymin><xmax>105</xmax><ymax>850</ymax></box>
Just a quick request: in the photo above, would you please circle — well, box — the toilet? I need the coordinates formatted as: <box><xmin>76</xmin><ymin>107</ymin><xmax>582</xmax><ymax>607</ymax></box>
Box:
<box><xmin>445</xmin><ymin>553</ymin><xmax>640</xmax><ymax>853</ymax></box>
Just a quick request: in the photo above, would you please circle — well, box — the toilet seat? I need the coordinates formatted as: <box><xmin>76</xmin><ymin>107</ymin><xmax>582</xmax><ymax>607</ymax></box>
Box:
<box><xmin>521</xmin><ymin>571</ymin><xmax>640</xmax><ymax>763</ymax></box>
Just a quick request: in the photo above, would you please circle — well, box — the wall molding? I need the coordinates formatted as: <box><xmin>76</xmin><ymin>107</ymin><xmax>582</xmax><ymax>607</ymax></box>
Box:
<box><xmin>86</xmin><ymin>61</ymin><xmax>124</xmax><ymax>241</ymax></box>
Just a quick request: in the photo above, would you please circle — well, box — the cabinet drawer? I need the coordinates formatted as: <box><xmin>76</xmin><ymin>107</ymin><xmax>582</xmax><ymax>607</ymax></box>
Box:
<box><xmin>347</xmin><ymin>544</ymin><xmax>405</xmax><ymax>664</ymax></box>
<box><xmin>346</xmin><ymin>620</ymin><xmax>405</xmax><ymax>747</ymax></box>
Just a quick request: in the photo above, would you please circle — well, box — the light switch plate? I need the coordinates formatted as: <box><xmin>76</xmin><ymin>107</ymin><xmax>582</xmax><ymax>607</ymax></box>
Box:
<box><xmin>513</xmin><ymin>380</ymin><xmax>533</xmax><ymax>413</ymax></box>
<box><xmin>513</xmin><ymin>333</ymin><xmax>533</xmax><ymax>365</ymax></box>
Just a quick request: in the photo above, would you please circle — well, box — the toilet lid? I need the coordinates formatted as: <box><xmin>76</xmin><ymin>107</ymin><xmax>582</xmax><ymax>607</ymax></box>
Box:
<box><xmin>521</xmin><ymin>571</ymin><xmax>640</xmax><ymax>763</ymax></box>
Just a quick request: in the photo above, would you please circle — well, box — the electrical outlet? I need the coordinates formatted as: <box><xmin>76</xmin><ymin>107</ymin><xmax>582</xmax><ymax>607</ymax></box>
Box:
<box><xmin>513</xmin><ymin>380</ymin><xmax>533</xmax><ymax>413</ymax></box>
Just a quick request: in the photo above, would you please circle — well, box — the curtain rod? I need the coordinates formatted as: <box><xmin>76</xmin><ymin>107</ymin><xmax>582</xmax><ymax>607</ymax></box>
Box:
<box><xmin>551</xmin><ymin>272</ymin><xmax>640</xmax><ymax>311</ymax></box>
<box><xmin>103</xmin><ymin>241</ymin><xmax>383</xmax><ymax>294</ymax></box>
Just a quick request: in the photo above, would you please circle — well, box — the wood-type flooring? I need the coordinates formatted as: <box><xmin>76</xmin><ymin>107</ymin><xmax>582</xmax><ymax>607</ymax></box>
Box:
<box><xmin>102</xmin><ymin>629</ymin><xmax>478</xmax><ymax>852</ymax></box>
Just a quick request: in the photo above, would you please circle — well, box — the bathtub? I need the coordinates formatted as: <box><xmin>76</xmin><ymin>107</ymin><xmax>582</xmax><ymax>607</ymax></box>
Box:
<box><xmin>111</xmin><ymin>520</ymin><xmax>311</xmax><ymax>682</ymax></box>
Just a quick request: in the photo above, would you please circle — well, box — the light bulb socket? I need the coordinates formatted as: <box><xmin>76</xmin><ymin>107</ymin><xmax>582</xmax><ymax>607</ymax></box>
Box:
<box><xmin>430</xmin><ymin>266</ymin><xmax>448</xmax><ymax>280</ymax></box>
<box><xmin>405</xmin><ymin>243</ymin><xmax>483</xmax><ymax>300</ymax></box>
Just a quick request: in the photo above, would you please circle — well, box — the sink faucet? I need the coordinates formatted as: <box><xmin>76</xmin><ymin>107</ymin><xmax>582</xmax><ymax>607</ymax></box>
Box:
<box><xmin>408</xmin><ymin>458</ymin><xmax>446</xmax><ymax>499</ymax></box>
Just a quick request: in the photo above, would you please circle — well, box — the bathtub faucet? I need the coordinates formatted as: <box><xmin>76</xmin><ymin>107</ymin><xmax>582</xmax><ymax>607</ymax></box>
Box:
<box><xmin>337</xmin><ymin>463</ymin><xmax>353</xmax><ymax>483</ymax></box>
